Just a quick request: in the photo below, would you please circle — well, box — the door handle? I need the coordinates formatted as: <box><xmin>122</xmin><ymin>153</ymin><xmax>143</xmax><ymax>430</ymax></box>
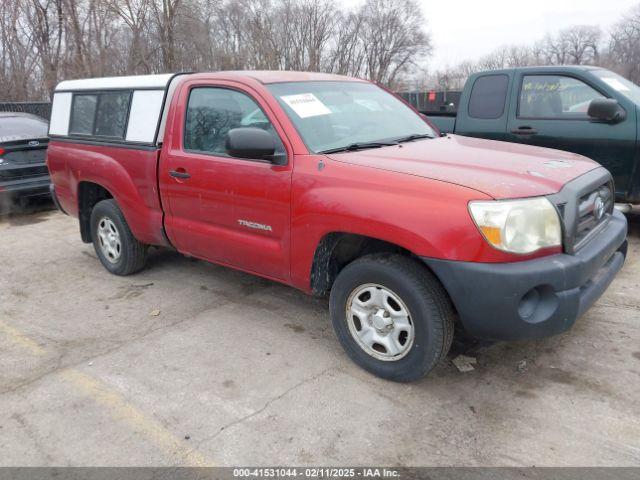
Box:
<box><xmin>169</xmin><ymin>169</ymin><xmax>191</xmax><ymax>179</ymax></box>
<box><xmin>510</xmin><ymin>126</ymin><xmax>538</xmax><ymax>136</ymax></box>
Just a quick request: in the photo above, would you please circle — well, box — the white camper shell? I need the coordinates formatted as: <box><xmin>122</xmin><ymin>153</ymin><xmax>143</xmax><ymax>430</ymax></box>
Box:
<box><xmin>48</xmin><ymin>73</ymin><xmax>183</xmax><ymax>145</ymax></box>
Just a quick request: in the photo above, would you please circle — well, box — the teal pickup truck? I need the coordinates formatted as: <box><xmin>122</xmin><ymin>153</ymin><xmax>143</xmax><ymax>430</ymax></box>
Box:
<box><xmin>427</xmin><ymin>66</ymin><xmax>640</xmax><ymax>204</ymax></box>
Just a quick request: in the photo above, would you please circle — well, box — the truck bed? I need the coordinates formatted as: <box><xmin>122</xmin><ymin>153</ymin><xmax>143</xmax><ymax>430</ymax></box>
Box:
<box><xmin>426</xmin><ymin>114</ymin><xmax>456</xmax><ymax>134</ymax></box>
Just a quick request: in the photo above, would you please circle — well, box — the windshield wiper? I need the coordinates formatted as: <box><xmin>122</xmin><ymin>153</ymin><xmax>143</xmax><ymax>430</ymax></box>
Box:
<box><xmin>320</xmin><ymin>141</ymin><xmax>398</xmax><ymax>154</ymax></box>
<box><xmin>394</xmin><ymin>133</ymin><xmax>433</xmax><ymax>143</ymax></box>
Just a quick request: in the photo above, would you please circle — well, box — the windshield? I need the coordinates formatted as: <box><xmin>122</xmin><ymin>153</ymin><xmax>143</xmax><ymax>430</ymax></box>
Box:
<box><xmin>267</xmin><ymin>81</ymin><xmax>435</xmax><ymax>153</ymax></box>
<box><xmin>593</xmin><ymin>70</ymin><xmax>640</xmax><ymax>105</ymax></box>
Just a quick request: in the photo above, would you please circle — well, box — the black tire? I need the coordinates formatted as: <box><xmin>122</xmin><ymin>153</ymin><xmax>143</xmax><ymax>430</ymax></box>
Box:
<box><xmin>90</xmin><ymin>199</ymin><xmax>148</xmax><ymax>275</ymax></box>
<box><xmin>329</xmin><ymin>254</ymin><xmax>455</xmax><ymax>382</ymax></box>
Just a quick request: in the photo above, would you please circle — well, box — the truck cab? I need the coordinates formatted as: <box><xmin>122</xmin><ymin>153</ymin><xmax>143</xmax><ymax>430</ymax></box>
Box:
<box><xmin>428</xmin><ymin>66</ymin><xmax>640</xmax><ymax>204</ymax></box>
<box><xmin>46</xmin><ymin>71</ymin><xmax>628</xmax><ymax>382</ymax></box>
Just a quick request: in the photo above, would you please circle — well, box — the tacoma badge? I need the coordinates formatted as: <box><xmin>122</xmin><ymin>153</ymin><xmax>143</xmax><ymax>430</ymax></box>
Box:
<box><xmin>238</xmin><ymin>219</ymin><xmax>273</xmax><ymax>232</ymax></box>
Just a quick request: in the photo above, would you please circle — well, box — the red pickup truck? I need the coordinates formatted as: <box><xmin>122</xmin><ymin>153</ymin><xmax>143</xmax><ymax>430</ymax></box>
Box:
<box><xmin>47</xmin><ymin>71</ymin><xmax>628</xmax><ymax>381</ymax></box>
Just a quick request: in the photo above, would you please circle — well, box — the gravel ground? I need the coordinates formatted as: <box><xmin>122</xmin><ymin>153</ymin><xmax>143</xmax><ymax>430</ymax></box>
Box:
<box><xmin>0</xmin><ymin>204</ymin><xmax>639</xmax><ymax>466</ymax></box>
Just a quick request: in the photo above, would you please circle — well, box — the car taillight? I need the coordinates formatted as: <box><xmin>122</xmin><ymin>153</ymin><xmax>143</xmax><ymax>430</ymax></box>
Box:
<box><xmin>0</xmin><ymin>148</ymin><xmax>4</xmax><ymax>156</ymax></box>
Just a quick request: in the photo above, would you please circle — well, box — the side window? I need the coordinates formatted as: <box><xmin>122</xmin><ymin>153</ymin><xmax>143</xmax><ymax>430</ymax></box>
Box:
<box><xmin>468</xmin><ymin>75</ymin><xmax>509</xmax><ymax>119</ymax></box>
<box><xmin>69</xmin><ymin>94</ymin><xmax>97</xmax><ymax>135</ymax></box>
<box><xmin>95</xmin><ymin>92</ymin><xmax>130</xmax><ymax>137</ymax></box>
<box><xmin>519</xmin><ymin>75</ymin><xmax>605</xmax><ymax>119</ymax></box>
<box><xmin>184</xmin><ymin>87</ymin><xmax>284</xmax><ymax>157</ymax></box>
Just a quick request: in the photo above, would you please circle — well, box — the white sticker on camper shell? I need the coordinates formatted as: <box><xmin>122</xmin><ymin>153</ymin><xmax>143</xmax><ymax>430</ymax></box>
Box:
<box><xmin>601</xmin><ymin>77</ymin><xmax>630</xmax><ymax>92</ymax></box>
<box><xmin>281</xmin><ymin>93</ymin><xmax>331</xmax><ymax>118</ymax></box>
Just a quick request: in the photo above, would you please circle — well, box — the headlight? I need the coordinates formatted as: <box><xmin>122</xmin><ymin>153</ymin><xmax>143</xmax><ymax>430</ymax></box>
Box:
<box><xmin>469</xmin><ymin>197</ymin><xmax>561</xmax><ymax>254</ymax></box>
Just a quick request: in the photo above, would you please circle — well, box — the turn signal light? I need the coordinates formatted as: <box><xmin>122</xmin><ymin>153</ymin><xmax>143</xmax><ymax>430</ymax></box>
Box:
<box><xmin>479</xmin><ymin>225</ymin><xmax>502</xmax><ymax>245</ymax></box>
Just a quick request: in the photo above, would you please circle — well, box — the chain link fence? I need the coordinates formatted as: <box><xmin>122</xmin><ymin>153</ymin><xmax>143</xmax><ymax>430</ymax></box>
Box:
<box><xmin>398</xmin><ymin>90</ymin><xmax>462</xmax><ymax>114</ymax></box>
<box><xmin>1</xmin><ymin>93</ymin><xmax>462</xmax><ymax>123</ymax></box>
<box><xmin>3</xmin><ymin>95</ymin><xmax>459</xmax><ymax>121</ymax></box>
<box><xmin>0</xmin><ymin>102</ymin><xmax>52</xmax><ymax>121</ymax></box>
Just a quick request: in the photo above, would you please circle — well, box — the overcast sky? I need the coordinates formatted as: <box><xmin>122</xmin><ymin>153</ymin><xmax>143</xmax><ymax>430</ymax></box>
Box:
<box><xmin>345</xmin><ymin>0</ymin><xmax>639</xmax><ymax>70</ymax></box>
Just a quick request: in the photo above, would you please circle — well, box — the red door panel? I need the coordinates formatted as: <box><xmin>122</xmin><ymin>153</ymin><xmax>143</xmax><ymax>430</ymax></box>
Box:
<box><xmin>159</xmin><ymin>80</ymin><xmax>293</xmax><ymax>281</ymax></box>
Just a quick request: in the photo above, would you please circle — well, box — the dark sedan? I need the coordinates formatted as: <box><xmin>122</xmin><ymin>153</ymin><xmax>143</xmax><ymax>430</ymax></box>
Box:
<box><xmin>0</xmin><ymin>112</ymin><xmax>50</xmax><ymax>210</ymax></box>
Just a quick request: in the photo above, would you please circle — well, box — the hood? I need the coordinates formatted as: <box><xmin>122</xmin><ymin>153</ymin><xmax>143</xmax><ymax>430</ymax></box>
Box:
<box><xmin>325</xmin><ymin>135</ymin><xmax>599</xmax><ymax>199</ymax></box>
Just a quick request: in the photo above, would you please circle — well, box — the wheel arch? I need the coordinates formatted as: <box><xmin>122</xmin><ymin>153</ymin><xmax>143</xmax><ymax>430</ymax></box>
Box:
<box><xmin>310</xmin><ymin>232</ymin><xmax>423</xmax><ymax>296</ymax></box>
<box><xmin>78</xmin><ymin>181</ymin><xmax>114</xmax><ymax>243</ymax></box>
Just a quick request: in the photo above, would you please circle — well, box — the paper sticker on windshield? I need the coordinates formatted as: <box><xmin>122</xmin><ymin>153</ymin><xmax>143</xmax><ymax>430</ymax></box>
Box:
<box><xmin>601</xmin><ymin>77</ymin><xmax>630</xmax><ymax>92</ymax></box>
<box><xmin>281</xmin><ymin>93</ymin><xmax>331</xmax><ymax>118</ymax></box>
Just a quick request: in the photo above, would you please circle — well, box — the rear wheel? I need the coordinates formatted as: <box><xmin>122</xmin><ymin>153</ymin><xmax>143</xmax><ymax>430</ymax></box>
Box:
<box><xmin>90</xmin><ymin>199</ymin><xmax>148</xmax><ymax>275</ymax></box>
<box><xmin>329</xmin><ymin>254</ymin><xmax>454</xmax><ymax>382</ymax></box>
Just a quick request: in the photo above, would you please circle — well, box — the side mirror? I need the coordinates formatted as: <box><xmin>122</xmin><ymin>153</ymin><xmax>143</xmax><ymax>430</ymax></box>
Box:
<box><xmin>225</xmin><ymin>127</ymin><xmax>280</xmax><ymax>162</ymax></box>
<box><xmin>588</xmin><ymin>98</ymin><xmax>626</xmax><ymax>124</ymax></box>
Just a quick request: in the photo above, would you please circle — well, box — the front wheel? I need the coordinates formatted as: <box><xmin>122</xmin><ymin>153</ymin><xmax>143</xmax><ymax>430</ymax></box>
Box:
<box><xmin>90</xmin><ymin>199</ymin><xmax>148</xmax><ymax>275</ymax></box>
<box><xmin>329</xmin><ymin>254</ymin><xmax>455</xmax><ymax>382</ymax></box>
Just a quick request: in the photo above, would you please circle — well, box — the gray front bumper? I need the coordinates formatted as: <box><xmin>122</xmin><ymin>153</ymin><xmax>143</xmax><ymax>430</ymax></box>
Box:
<box><xmin>422</xmin><ymin>210</ymin><xmax>628</xmax><ymax>341</ymax></box>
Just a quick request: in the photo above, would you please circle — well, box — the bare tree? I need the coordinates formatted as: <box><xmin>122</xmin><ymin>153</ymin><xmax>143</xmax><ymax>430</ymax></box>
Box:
<box><xmin>504</xmin><ymin>45</ymin><xmax>533</xmax><ymax>67</ymax></box>
<box><xmin>327</xmin><ymin>11</ymin><xmax>365</xmax><ymax>76</ymax></box>
<box><xmin>531</xmin><ymin>26</ymin><xmax>601</xmax><ymax>66</ymax></box>
<box><xmin>208</xmin><ymin>0</ymin><xmax>250</xmax><ymax>69</ymax></box>
<box><xmin>0</xmin><ymin>0</ymin><xmax>39</xmax><ymax>100</ymax></box>
<box><xmin>427</xmin><ymin>19</ymin><xmax>609</xmax><ymax>90</ymax></box>
<box><xmin>107</xmin><ymin>0</ymin><xmax>152</xmax><ymax>73</ymax></box>
<box><xmin>540</xmin><ymin>32</ymin><xmax>570</xmax><ymax>64</ymax></box>
<box><xmin>24</xmin><ymin>0</ymin><xmax>64</xmax><ymax>97</ymax></box>
<box><xmin>63</xmin><ymin>0</ymin><xmax>89</xmax><ymax>76</ymax></box>
<box><xmin>151</xmin><ymin>0</ymin><xmax>182</xmax><ymax>71</ymax></box>
<box><xmin>359</xmin><ymin>0</ymin><xmax>432</xmax><ymax>86</ymax></box>
<box><xmin>6</xmin><ymin>0</ymin><xmax>640</xmax><ymax>103</ymax></box>
<box><xmin>608</xmin><ymin>5</ymin><xmax>640</xmax><ymax>83</ymax></box>
<box><xmin>562</xmin><ymin>25</ymin><xmax>601</xmax><ymax>64</ymax></box>
<box><xmin>0</xmin><ymin>0</ymin><xmax>436</xmax><ymax>100</ymax></box>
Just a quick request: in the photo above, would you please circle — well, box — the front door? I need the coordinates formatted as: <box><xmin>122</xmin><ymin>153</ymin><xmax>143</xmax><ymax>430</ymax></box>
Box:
<box><xmin>160</xmin><ymin>83</ymin><xmax>292</xmax><ymax>281</ymax></box>
<box><xmin>506</xmin><ymin>73</ymin><xmax>637</xmax><ymax>199</ymax></box>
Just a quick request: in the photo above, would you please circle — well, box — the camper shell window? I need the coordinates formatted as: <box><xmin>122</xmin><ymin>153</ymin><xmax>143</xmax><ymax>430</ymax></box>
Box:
<box><xmin>69</xmin><ymin>91</ymin><xmax>132</xmax><ymax>139</ymax></box>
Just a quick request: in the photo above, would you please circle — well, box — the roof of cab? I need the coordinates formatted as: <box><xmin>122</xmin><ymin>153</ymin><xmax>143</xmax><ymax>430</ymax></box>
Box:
<box><xmin>514</xmin><ymin>65</ymin><xmax>603</xmax><ymax>72</ymax></box>
<box><xmin>54</xmin><ymin>70</ymin><xmax>364</xmax><ymax>92</ymax></box>
<box><xmin>197</xmin><ymin>70</ymin><xmax>365</xmax><ymax>84</ymax></box>
<box><xmin>473</xmin><ymin>65</ymin><xmax>605</xmax><ymax>77</ymax></box>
